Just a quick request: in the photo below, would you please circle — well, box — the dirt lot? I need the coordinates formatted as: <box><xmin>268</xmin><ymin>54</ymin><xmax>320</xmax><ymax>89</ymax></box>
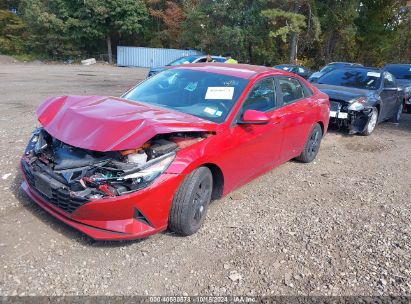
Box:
<box><xmin>0</xmin><ymin>62</ymin><xmax>410</xmax><ymax>296</ymax></box>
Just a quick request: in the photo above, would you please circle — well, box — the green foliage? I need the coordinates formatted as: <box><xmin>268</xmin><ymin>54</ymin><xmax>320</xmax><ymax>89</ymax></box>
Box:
<box><xmin>0</xmin><ymin>9</ymin><xmax>26</xmax><ymax>54</ymax></box>
<box><xmin>20</xmin><ymin>0</ymin><xmax>148</xmax><ymax>59</ymax></box>
<box><xmin>1</xmin><ymin>0</ymin><xmax>410</xmax><ymax>66</ymax></box>
<box><xmin>262</xmin><ymin>8</ymin><xmax>306</xmax><ymax>42</ymax></box>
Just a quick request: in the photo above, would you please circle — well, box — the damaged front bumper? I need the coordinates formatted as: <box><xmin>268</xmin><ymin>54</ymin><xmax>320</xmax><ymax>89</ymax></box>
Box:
<box><xmin>21</xmin><ymin>159</ymin><xmax>183</xmax><ymax>240</ymax></box>
<box><xmin>20</xmin><ymin>127</ymin><xmax>210</xmax><ymax>240</ymax></box>
<box><xmin>329</xmin><ymin>100</ymin><xmax>373</xmax><ymax>134</ymax></box>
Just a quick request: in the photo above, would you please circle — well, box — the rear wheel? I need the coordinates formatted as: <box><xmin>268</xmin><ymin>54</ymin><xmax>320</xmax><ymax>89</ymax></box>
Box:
<box><xmin>296</xmin><ymin>123</ymin><xmax>322</xmax><ymax>163</ymax></box>
<box><xmin>361</xmin><ymin>107</ymin><xmax>378</xmax><ymax>136</ymax></box>
<box><xmin>168</xmin><ymin>167</ymin><xmax>213</xmax><ymax>236</ymax></box>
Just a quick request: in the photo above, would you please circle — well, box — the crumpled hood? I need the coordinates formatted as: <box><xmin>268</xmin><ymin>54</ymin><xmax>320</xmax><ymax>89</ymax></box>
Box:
<box><xmin>37</xmin><ymin>95</ymin><xmax>217</xmax><ymax>152</ymax></box>
<box><xmin>313</xmin><ymin>84</ymin><xmax>373</xmax><ymax>103</ymax></box>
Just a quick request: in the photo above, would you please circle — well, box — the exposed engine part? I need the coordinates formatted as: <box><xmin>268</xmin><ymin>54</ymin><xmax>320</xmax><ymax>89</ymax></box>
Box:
<box><xmin>22</xmin><ymin>128</ymin><xmax>209</xmax><ymax>213</ymax></box>
<box><xmin>127</xmin><ymin>150</ymin><xmax>147</xmax><ymax>166</ymax></box>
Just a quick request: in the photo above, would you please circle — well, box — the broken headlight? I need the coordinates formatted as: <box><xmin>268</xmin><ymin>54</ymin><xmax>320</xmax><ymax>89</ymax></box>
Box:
<box><xmin>120</xmin><ymin>152</ymin><xmax>175</xmax><ymax>183</ymax></box>
<box><xmin>25</xmin><ymin>128</ymin><xmax>43</xmax><ymax>154</ymax></box>
<box><xmin>348</xmin><ymin>97</ymin><xmax>368</xmax><ymax>111</ymax></box>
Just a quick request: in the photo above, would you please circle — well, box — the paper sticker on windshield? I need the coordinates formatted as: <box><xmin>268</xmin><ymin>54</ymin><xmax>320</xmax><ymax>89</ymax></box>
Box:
<box><xmin>204</xmin><ymin>107</ymin><xmax>217</xmax><ymax>115</ymax></box>
<box><xmin>205</xmin><ymin>87</ymin><xmax>234</xmax><ymax>100</ymax></box>
<box><xmin>367</xmin><ymin>71</ymin><xmax>381</xmax><ymax>77</ymax></box>
<box><xmin>215</xmin><ymin>111</ymin><xmax>223</xmax><ymax>117</ymax></box>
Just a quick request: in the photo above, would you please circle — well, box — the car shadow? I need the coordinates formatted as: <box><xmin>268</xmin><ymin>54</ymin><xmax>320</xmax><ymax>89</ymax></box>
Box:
<box><xmin>10</xmin><ymin>169</ymin><xmax>147</xmax><ymax>247</ymax></box>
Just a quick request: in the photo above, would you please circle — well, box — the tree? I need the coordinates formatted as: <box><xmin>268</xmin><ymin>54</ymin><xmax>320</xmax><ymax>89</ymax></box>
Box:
<box><xmin>315</xmin><ymin>0</ymin><xmax>360</xmax><ymax>64</ymax></box>
<box><xmin>356</xmin><ymin>0</ymin><xmax>408</xmax><ymax>66</ymax></box>
<box><xmin>180</xmin><ymin>0</ymin><xmax>275</xmax><ymax>65</ymax></box>
<box><xmin>262</xmin><ymin>8</ymin><xmax>306</xmax><ymax>63</ymax></box>
<box><xmin>0</xmin><ymin>9</ymin><xmax>26</xmax><ymax>54</ymax></box>
<box><xmin>145</xmin><ymin>0</ymin><xmax>185</xmax><ymax>48</ymax></box>
<box><xmin>72</xmin><ymin>0</ymin><xmax>149</xmax><ymax>64</ymax></box>
<box><xmin>21</xmin><ymin>0</ymin><xmax>148</xmax><ymax>63</ymax></box>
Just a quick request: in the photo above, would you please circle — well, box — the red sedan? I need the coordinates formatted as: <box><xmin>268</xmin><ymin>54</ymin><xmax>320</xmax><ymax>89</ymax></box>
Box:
<box><xmin>21</xmin><ymin>64</ymin><xmax>329</xmax><ymax>240</ymax></box>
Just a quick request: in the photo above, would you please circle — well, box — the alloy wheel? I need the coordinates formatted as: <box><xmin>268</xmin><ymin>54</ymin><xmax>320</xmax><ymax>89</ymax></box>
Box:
<box><xmin>307</xmin><ymin>129</ymin><xmax>321</xmax><ymax>159</ymax></box>
<box><xmin>191</xmin><ymin>178</ymin><xmax>212</xmax><ymax>226</ymax></box>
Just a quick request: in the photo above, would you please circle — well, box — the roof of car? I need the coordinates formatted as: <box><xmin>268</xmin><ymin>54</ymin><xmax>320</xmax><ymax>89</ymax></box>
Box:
<box><xmin>320</xmin><ymin>66</ymin><xmax>383</xmax><ymax>77</ymax></box>
<box><xmin>328</xmin><ymin>62</ymin><xmax>362</xmax><ymax>66</ymax></box>
<box><xmin>171</xmin><ymin>63</ymin><xmax>280</xmax><ymax>79</ymax></box>
<box><xmin>341</xmin><ymin>66</ymin><xmax>381</xmax><ymax>71</ymax></box>
<box><xmin>275</xmin><ymin>63</ymin><xmax>303</xmax><ymax>68</ymax></box>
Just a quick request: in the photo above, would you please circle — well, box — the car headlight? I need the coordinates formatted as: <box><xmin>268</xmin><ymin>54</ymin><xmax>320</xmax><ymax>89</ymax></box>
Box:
<box><xmin>348</xmin><ymin>97</ymin><xmax>368</xmax><ymax>111</ymax></box>
<box><xmin>25</xmin><ymin>128</ymin><xmax>43</xmax><ymax>154</ymax></box>
<box><xmin>119</xmin><ymin>152</ymin><xmax>175</xmax><ymax>184</ymax></box>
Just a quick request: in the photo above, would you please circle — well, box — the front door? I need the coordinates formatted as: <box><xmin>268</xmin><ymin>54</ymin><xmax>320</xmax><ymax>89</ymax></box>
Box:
<box><xmin>220</xmin><ymin>77</ymin><xmax>284</xmax><ymax>189</ymax></box>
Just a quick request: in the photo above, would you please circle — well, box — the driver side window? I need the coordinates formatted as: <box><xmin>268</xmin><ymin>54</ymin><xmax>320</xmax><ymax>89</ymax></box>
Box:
<box><xmin>242</xmin><ymin>77</ymin><xmax>276</xmax><ymax>112</ymax></box>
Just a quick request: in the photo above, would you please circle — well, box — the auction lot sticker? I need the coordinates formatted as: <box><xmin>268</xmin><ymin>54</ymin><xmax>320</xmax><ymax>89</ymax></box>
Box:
<box><xmin>205</xmin><ymin>87</ymin><xmax>234</xmax><ymax>100</ymax></box>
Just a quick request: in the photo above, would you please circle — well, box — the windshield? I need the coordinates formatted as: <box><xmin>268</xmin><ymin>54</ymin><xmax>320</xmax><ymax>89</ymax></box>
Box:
<box><xmin>167</xmin><ymin>56</ymin><xmax>198</xmax><ymax>66</ymax></box>
<box><xmin>124</xmin><ymin>69</ymin><xmax>249</xmax><ymax>123</ymax></box>
<box><xmin>385</xmin><ymin>65</ymin><xmax>411</xmax><ymax>80</ymax></box>
<box><xmin>318</xmin><ymin>69</ymin><xmax>382</xmax><ymax>90</ymax></box>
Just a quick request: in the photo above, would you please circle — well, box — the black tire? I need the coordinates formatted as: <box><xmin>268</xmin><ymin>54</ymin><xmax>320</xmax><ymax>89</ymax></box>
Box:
<box><xmin>406</xmin><ymin>104</ymin><xmax>411</xmax><ymax>114</ymax></box>
<box><xmin>361</xmin><ymin>107</ymin><xmax>378</xmax><ymax>136</ymax></box>
<box><xmin>296</xmin><ymin>123</ymin><xmax>322</xmax><ymax>163</ymax></box>
<box><xmin>391</xmin><ymin>102</ymin><xmax>402</xmax><ymax>123</ymax></box>
<box><xmin>168</xmin><ymin>167</ymin><xmax>213</xmax><ymax>236</ymax></box>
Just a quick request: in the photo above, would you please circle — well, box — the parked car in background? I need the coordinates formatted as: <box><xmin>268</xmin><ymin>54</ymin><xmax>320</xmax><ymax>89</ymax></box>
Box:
<box><xmin>273</xmin><ymin>64</ymin><xmax>313</xmax><ymax>79</ymax></box>
<box><xmin>21</xmin><ymin>64</ymin><xmax>329</xmax><ymax>240</ymax></box>
<box><xmin>314</xmin><ymin>67</ymin><xmax>403</xmax><ymax>135</ymax></box>
<box><xmin>147</xmin><ymin>55</ymin><xmax>226</xmax><ymax>78</ymax></box>
<box><xmin>309</xmin><ymin>62</ymin><xmax>363</xmax><ymax>83</ymax></box>
<box><xmin>384</xmin><ymin>64</ymin><xmax>411</xmax><ymax>113</ymax></box>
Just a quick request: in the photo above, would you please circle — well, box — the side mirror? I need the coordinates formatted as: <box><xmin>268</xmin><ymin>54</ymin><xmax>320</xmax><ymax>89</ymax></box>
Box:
<box><xmin>239</xmin><ymin>109</ymin><xmax>270</xmax><ymax>125</ymax></box>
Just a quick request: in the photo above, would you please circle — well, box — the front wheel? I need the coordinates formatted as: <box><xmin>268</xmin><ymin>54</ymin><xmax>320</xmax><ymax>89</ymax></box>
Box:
<box><xmin>296</xmin><ymin>123</ymin><xmax>323</xmax><ymax>163</ymax></box>
<box><xmin>361</xmin><ymin>107</ymin><xmax>378</xmax><ymax>136</ymax></box>
<box><xmin>168</xmin><ymin>167</ymin><xmax>213</xmax><ymax>236</ymax></box>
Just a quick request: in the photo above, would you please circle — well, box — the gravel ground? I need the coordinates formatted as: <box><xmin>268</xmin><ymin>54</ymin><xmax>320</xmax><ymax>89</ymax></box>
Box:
<box><xmin>0</xmin><ymin>62</ymin><xmax>410</xmax><ymax>296</ymax></box>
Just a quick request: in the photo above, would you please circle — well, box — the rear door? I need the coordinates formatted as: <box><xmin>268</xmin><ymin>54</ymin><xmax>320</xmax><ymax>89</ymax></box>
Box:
<box><xmin>274</xmin><ymin>76</ymin><xmax>317</xmax><ymax>161</ymax></box>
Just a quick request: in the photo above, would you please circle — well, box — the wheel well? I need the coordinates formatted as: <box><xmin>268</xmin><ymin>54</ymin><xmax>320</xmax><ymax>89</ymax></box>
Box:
<box><xmin>203</xmin><ymin>163</ymin><xmax>224</xmax><ymax>200</ymax></box>
<box><xmin>317</xmin><ymin>121</ymin><xmax>324</xmax><ymax>134</ymax></box>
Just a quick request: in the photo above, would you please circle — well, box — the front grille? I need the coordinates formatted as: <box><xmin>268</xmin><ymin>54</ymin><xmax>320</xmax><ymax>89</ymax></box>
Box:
<box><xmin>22</xmin><ymin>160</ymin><xmax>89</xmax><ymax>214</ymax></box>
